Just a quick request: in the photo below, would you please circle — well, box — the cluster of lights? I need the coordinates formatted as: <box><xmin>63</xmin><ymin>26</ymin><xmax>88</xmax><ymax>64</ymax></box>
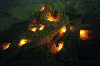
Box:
<box><xmin>29</xmin><ymin>24</ymin><xmax>45</xmax><ymax>32</ymax></box>
<box><xmin>2</xmin><ymin>6</ymin><xmax>92</xmax><ymax>51</ymax></box>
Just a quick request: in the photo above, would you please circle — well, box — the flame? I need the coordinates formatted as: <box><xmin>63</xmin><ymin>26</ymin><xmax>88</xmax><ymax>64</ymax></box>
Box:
<box><xmin>56</xmin><ymin>41</ymin><xmax>64</xmax><ymax>52</ymax></box>
<box><xmin>59</xmin><ymin>25</ymin><xmax>66</xmax><ymax>37</ymax></box>
<box><xmin>29</xmin><ymin>27</ymin><xmax>37</xmax><ymax>32</ymax></box>
<box><xmin>40</xmin><ymin>7</ymin><xmax>45</xmax><ymax>11</ymax></box>
<box><xmin>2</xmin><ymin>43</ymin><xmax>11</xmax><ymax>50</ymax></box>
<box><xmin>18</xmin><ymin>39</ymin><xmax>31</xmax><ymax>46</ymax></box>
<box><xmin>80</xmin><ymin>30</ymin><xmax>89</xmax><ymax>40</ymax></box>
<box><xmin>39</xmin><ymin>25</ymin><xmax>45</xmax><ymax>30</ymax></box>
<box><xmin>51</xmin><ymin>41</ymin><xmax>64</xmax><ymax>54</ymax></box>
<box><xmin>45</xmin><ymin>12</ymin><xmax>60</xmax><ymax>22</ymax></box>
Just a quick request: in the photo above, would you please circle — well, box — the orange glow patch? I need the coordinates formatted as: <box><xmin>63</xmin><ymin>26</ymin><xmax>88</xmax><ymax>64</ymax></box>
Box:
<box><xmin>45</xmin><ymin>12</ymin><xmax>60</xmax><ymax>22</ymax></box>
<box><xmin>56</xmin><ymin>41</ymin><xmax>64</xmax><ymax>52</ymax></box>
<box><xmin>40</xmin><ymin>7</ymin><xmax>45</xmax><ymax>11</ymax></box>
<box><xmin>18</xmin><ymin>39</ymin><xmax>31</xmax><ymax>46</ymax></box>
<box><xmin>51</xmin><ymin>41</ymin><xmax>64</xmax><ymax>54</ymax></box>
<box><xmin>70</xmin><ymin>26</ymin><xmax>75</xmax><ymax>31</ymax></box>
<box><xmin>39</xmin><ymin>25</ymin><xmax>45</xmax><ymax>30</ymax></box>
<box><xmin>59</xmin><ymin>25</ymin><xmax>66</xmax><ymax>37</ymax></box>
<box><xmin>80</xmin><ymin>30</ymin><xmax>89</xmax><ymax>40</ymax></box>
<box><xmin>2</xmin><ymin>43</ymin><xmax>11</xmax><ymax>50</ymax></box>
<box><xmin>29</xmin><ymin>27</ymin><xmax>37</xmax><ymax>32</ymax></box>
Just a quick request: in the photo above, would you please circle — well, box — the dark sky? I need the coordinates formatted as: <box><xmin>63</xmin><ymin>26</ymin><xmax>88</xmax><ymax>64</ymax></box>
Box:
<box><xmin>0</xmin><ymin>0</ymin><xmax>60</xmax><ymax>5</ymax></box>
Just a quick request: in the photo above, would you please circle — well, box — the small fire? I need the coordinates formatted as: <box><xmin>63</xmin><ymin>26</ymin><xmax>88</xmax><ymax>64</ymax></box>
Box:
<box><xmin>56</xmin><ymin>41</ymin><xmax>64</xmax><ymax>52</ymax></box>
<box><xmin>51</xmin><ymin>41</ymin><xmax>64</xmax><ymax>54</ymax></box>
<box><xmin>39</xmin><ymin>25</ymin><xmax>45</xmax><ymax>30</ymax></box>
<box><xmin>18</xmin><ymin>39</ymin><xmax>31</xmax><ymax>46</ymax></box>
<box><xmin>45</xmin><ymin>12</ymin><xmax>60</xmax><ymax>22</ymax></box>
<box><xmin>2</xmin><ymin>43</ymin><xmax>11</xmax><ymax>50</ymax></box>
<box><xmin>80</xmin><ymin>30</ymin><xmax>89</xmax><ymax>40</ymax></box>
<box><xmin>29</xmin><ymin>27</ymin><xmax>37</xmax><ymax>32</ymax></box>
<box><xmin>59</xmin><ymin>25</ymin><xmax>66</xmax><ymax>37</ymax></box>
<box><xmin>40</xmin><ymin>7</ymin><xmax>45</xmax><ymax>11</ymax></box>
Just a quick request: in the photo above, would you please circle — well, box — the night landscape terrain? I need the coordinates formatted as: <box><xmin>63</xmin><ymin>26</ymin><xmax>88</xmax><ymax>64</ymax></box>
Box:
<box><xmin>0</xmin><ymin>0</ymin><xmax>99</xmax><ymax>66</ymax></box>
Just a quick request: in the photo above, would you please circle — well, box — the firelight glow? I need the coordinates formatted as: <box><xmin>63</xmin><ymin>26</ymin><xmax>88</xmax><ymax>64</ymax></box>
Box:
<box><xmin>40</xmin><ymin>7</ymin><xmax>45</xmax><ymax>11</ymax></box>
<box><xmin>51</xmin><ymin>41</ymin><xmax>64</xmax><ymax>54</ymax></box>
<box><xmin>2</xmin><ymin>43</ymin><xmax>11</xmax><ymax>50</ymax></box>
<box><xmin>39</xmin><ymin>25</ymin><xmax>45</xmax><ymax>30</ymax></box>
<box><xmin>18</xmin><ymin>39</ymin><xmax>31</xmax><ymax>46</ymax></box>
<box><xmin>30</xmin><ymin>27</ymin><xmax>37</xmax><ymax>32</ymax></box>
<box><xmin>80</xmin><ymin>30</ymin><xmax>89</xmax><ymax>40</ymax></box>
<box><xmin>56</xmin><ymin>41</ymin><xmax>64</xmax><ymax>52</ymax></box>
<box><xmin>45</xmin><ymin>12</ymin><xmax>60</xmax><ymax>22</ymax></box>
<box><xmin>59</xmin><ymin>25</ymin><xmax>66</xmax><ymax>36</ymax></box>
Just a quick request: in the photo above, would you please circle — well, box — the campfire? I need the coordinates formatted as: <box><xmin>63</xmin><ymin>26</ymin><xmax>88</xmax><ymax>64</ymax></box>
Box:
<box><xmin>0</xmin><ymin>2</ymin><xmax>71</xmax><ymax>53</ymax></box>
<box><xmin>1</xmin><ymin>2</ymin><xmax>95</xmax><ymax>63</ymax></box>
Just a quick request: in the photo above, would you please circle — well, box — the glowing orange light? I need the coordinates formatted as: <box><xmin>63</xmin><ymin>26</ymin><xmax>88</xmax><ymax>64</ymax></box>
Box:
<box><xmin>70</xmin><ymin>26</ymin><xmax>75</xmax><ymax>31</ymax></box>
<box><xmin>80</xmin><ymin>30</ymin><xmax>89</xmax><ymax>40</ymax></box>
<box><xmin>39</xmin><ymin>25</ymin><xmax>45</xmax><ymax>30</ymax></box>
<box><xmin>2</xmin><ymin>43</ymin><xmax>11</xmax><ymax>50</ymax></box>
<box><xmin>51</xmin><ymin>41</ymin><xmax>64</xmax><ymax>54</ymax></box>
<box><xmin>56</xmin><ymin>41</ymin><xmax>64</xmax><ymax>52</ymax></box>
<box><xmin>29</xmin><ymin>27</ymin><xmax>37</xmax><ymax>32</ymax></box>
<box><xmin>59</xmin><ymin>25</ymin><xmax>66</xmax><ymax>37</ymax></box>
<box><xmin>18</xmin><ymin>39</ymin><xmax>31</xmax><ymax>46</ymax></box>
<box><xmin>40</xmin><ymin>7</ymin><xmax>45</xmax><ymax>11</ymax></box>
<box><xmin>45</xmin><ymin>12</ymin><xmax>60</xmax><ymax>22</ymax></box>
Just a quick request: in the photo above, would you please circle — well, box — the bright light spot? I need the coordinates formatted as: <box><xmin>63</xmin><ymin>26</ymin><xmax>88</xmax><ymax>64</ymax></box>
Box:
<box><xmin>45</xmin><ymin>12</ymin><xmax>60</xmax><ymax>22</ymax></box>
<box><xmin>40</xmin><ymin>7</ymin><xmax>45</xmax><ymax>11</ymax></box>
<box><xmin>29</xmin><ymin>27</ymin><xmax>37</xmax><ymax>32</ymax></box>
<box><xmin>56</xmin><ymin>41</ymin><xmax>64</xmax><ymax>52</ymax></box>
<box><xmin>2</xmin><ymin>43</ymin><xmax>11</xmax><ymax>50</ymax></box>
<box><xmin>39</xmin><ymin>25</ymin><xmax>45</xmax><ymax>30</ymax></box>
<box><xmin>18</xmin><ymin>39</ymin><xmax>31</xmax><ymax>46</ymax></box>
<box><xmin>59</xmin><ymin>25</ymin><xmax>66</xmax><ymax>37</ymax></box>
<box><xmin>63</xmin><ymin>29</ymin><xmax>66</xmax><ymax>33</ymax></box>
<box><xmin>80</xmin><ymin>30</ymin><xmax>89</xmax><ymax>40</ymax></box>
<box><xmin>50</xmin><ymin>41</ymin><xmax>64</xmax><ymax>54</ymax></box>
<box><xmin>42</xmin><ymin>7</ymin><xmax>45</xmax><ymax>9</ymax></box>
